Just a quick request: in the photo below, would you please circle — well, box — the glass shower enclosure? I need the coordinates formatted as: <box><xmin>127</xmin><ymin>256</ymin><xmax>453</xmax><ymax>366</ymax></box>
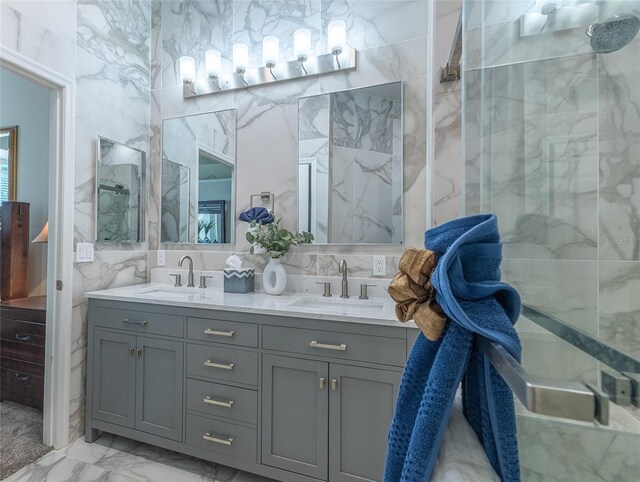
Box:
<box><xmin>462</xmin><ymin>0</ymin><xmax>640</xmax><ymax>480</ymax></box>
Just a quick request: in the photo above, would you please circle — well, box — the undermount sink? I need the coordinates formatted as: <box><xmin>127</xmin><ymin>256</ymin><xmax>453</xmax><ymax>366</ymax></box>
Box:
<box><xmin>137</xmin><ymin>287</ymin><xmax>203</xmax><ymax>300</ymax></box>
<box><xmin>289</xmin><ymin>297</ymin><xmax>384</xmax><ymax>312</ymax></box>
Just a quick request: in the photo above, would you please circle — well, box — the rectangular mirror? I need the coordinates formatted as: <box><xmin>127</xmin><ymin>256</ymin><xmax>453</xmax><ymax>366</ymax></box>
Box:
<box><xmin>96</xmin><ymin>137</ymin><xmax>145</xmax><ymax>242</ymax></box>
<box><xmin>0</xmin><ymin>125</ymin><xmax>18</xmax><ymax>202</ymax></box>
<box><xmin>298</xmin><ymin>81</ymin><xmax>403</xmax><ymax>244</ymax></box>
<box><xmin>161</xmin><ymin>109</ymin><xmax>236</xmax><ymax>244</ymax></box>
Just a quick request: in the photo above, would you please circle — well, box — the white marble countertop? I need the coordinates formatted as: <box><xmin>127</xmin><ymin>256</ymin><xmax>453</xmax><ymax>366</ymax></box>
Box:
<box><xmin>86</xmin><ymin>283</ymin><xmax>416</xmax><ymax>329</ymax></box>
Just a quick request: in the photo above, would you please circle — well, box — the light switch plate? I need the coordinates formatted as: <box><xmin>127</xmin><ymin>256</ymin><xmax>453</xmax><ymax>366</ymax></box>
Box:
<box><xmin>373</xmin><ymin>255</ymin><xmax>386</xmax><ymax>276</ymax></box>
<box><xmin>157</xmin><ymin>250</ymin><xmax>166</xmax><ymax>267</ymax></box>
<box><xmin>76</xmin><ymin>243</ymin><xmax>94</xmax><ymax>263</ymax></box>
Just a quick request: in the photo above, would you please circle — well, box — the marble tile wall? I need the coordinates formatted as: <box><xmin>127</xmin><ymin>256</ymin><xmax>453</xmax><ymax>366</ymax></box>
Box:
<box><xmin>149</xmin><ymin>0</ymin><xmax>436</xmax><ymax>278</ymax></box>
<box><xmin>1</xmin><ymin>0</ymin><xmax>152</xmax><ymax>443</ymax></box>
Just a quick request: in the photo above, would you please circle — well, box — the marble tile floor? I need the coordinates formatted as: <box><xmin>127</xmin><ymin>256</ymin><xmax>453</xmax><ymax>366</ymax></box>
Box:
<box><xmin>4</xmin><ymin>433</ymin><xmax>275</xmax><ymax>482</ymax></box>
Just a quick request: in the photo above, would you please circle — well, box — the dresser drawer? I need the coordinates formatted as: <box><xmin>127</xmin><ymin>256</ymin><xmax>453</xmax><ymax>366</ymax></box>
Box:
<box><xmin>93</xmin><ymin>307</ymin><xmax>184</xmax><ymax>337</ymax></box>
<box><xmin>0</xmin><ymin>306</ymin><xmax>46</xmax><ymax>323</ymax></box>
<box><xmin>187</xmin><ymin>317</ymin><xmax>258</xmax><ymax>348</ymax></box>
<box><xmin>0</xmin><ymin>339</ymin><xmax>45</xmax><ymax>364</ymax></box>
<box><xmin>0</xmin><ymin>357</ymin><xmax>44</xmax><ymax>406</ymax></box>
<box><xmin>186</xmin><ymin>413</ymin><xmax>257</xmax><ymax>462</ymax></box>
<box><xmin>263</xmin><ymin>325</ymin><xmax>406</xmax><ymax>366</ymax></box>
<box><xmin>186</xmin><ymin>379</ymin><xmax>257</xmax><ymax>425</ymax></box>
<box><xmin>1</xmin><ymin>319</ymin><xmax>46</xmax><ymax>346</ymax></box>
<box><xmin>187</xmin><ymin>344</ymin><xmax>258</xmax><ymax>386</ymax></box>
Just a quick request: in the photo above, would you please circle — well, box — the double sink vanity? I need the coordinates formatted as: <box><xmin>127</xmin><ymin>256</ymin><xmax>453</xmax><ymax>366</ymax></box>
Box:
<box><xmin>85</xmin><ymin>283</ymin><xmax>418</xmax><ymax>482</ymax></box>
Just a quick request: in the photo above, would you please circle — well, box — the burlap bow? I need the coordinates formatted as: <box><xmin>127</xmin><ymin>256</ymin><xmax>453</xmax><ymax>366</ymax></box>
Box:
<box><xmin>388</xmin><ymin>248</ymin><xmax>447</xmax><ymax>341</ymax></box>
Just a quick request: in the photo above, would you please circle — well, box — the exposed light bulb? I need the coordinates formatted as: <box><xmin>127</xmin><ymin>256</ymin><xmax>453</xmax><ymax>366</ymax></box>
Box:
<box><xmin>328</xmin><ymin>20</ymin><xmax>346</xmax><ymax>55</ymax></box>
<box><xmin>179</xmin><ymin>56</ymin><xmax>196</xmax><ymax>83</ymax></box>
<box><xmin>294</xmin><ymin>28</ymin><xmax>311</xmax><ymax>62</ymax></box>
<box><xmin>262</xmin><ymin>36</ymin><xmax>280</xmax><ymax>68</ymax></box>
<box><xmin>233</xmin><ymin>43</ymin><xmax>249</xmax><ymax>74</ymax></box>
<box><xmin>205</xmin><ymin>49</ymin><xmax>222</xmax><ymax>78</ymax></box>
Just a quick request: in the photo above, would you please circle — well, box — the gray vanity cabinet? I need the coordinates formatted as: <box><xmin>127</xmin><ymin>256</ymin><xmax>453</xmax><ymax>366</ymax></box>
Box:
<box><xmin>92</xmin><ymin>330</ymin><xmax>136</xmax><ymax>428</ymax></box>
<box><xmin>135</xmin><ymin>336</ymin><xmax>184</xmax><ymax>441</ymax></box>
<box><xmin>328</xmin><ymin>364</ymin><xmax>400</xmax><ymax>482</ymax></box>
<box><xmin>262</xmin><ymin>354</ymin><xmax>329</xmax><ymax>480</ymax></box>
<box><xmin>91</xmin><ymin>329</ymin><xmax>183</xmax><ymax>442</ymax></box>
<box><xmin>262</xmin><ymin>356</ymin><xmax>401</xmax><ymax>482</ymax></box>
<box><xmin>87</xmin><ymin>299</ymin><xmax>412</xmax><ymax>482</ymax></box>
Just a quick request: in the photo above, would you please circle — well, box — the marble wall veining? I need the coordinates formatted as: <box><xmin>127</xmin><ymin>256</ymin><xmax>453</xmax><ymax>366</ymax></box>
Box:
<box><xmin>1</xmin><ymin>0</ymin><xmax>152</xmax><ymax>443</ymax></box>
<box><xmin>149</xmin><ymin>0</ymin><xmax>436</xmax><ymax>279</ymax></box>
<box><xmin>1</xmin><ymin>0</ymin><xmax>465</xmax><ymax>447</ymax></box>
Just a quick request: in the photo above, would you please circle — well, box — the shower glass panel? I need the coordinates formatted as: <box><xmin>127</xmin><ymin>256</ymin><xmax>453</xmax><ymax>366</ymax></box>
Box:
<box><xmin>462</xmin><ymin>1</ymin><xmax>640</xmax><ymax>480</ymax></box>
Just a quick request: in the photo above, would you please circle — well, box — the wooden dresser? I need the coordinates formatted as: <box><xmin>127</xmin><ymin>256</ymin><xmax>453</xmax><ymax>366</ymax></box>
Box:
<box><xmin>0</xmin><ymin>296</ymin><xmax>46</xmax><ymax>409</ymax></box>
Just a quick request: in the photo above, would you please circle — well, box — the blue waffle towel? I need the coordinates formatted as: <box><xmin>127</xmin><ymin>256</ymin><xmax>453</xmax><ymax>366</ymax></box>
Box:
<box><xmin>384</xmin><ymin>214</ymin><xmax>522</xmax><ymax>482</ymax></box>
<box><xmin>238</xmin><ymin>207</ymin><xmax>274</xmax><ymax>224</ymax></box>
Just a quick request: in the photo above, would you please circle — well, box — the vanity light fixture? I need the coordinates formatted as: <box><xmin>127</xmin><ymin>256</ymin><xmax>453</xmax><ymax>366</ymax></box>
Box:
<box><xmin>328</xmin><ymin>20</ymin><xmax>346</xmax><ymax>68</ymax></box>
<box><xmin>182</xmin><ymin>21</ymin><xmax>355</xmax><ymax>99</ymax></box>
<box><xmin>294</xmin><ymin>28</ymin><xmax>311</xmax><ymax>75</ymax></box>
<box><xmin>262</xmin><ymin>36</ymin><xmax>280</xmax><ymax>80</ymax></box>
<box><xmin>205</xmin><ymin>49</ymin><xmax>222</xmax><ymax>89</ymax></box>
<box><xmin>233</xmin><ymin>43</ymin><xmax>250</xmax><ymax>86</ymax></box>
<box><xmin>179</xmin><ymin>56</ymin><xmax>197</xmax><ymax>94</ymax></box>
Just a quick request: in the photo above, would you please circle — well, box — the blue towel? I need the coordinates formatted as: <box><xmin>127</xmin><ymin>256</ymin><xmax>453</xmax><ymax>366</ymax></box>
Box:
<box><xmin>384</xmin><ymin>214</ymin><xmax>521</xmax><ymax>482</ymax></box>
<box><xmin>238</xmin><ymin>207</ymin><xmax>274</xmax><ymax>224</ymax></box>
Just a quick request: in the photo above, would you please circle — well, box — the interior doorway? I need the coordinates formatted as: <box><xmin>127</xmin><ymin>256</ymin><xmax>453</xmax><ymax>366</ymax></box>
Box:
<box><xmin>0</xmin><ymin>46</ymin><xmax>75</xmax><ymax>476</ymax></box>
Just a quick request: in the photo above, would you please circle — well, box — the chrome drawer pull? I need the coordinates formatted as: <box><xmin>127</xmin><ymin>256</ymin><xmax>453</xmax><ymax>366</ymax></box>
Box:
<box><xmin>15</xmin><ymin>373</ymin><xmax>31</xmax><ymax>383</ymax></box>
<box><xmin>204</xmin><ymin>396</ymin><xmax>235</xmax><ymax>408</ymax></box>
<box><xmin>14</xmin><ymin>333</ymin><xmax>31</xmax><ymax>342</ymax></box>
<box><xmin>204</xmin><ymin>360</ymin><xmax>235</xmax><ymax>370</ymax></box>
<box><xmin>122</xmin><ymin>318</ymin><xmax>148</xmax><ymax>326</ymax></box>
<box><xmin>203</xmin><ymin>433</ymin><xmax>234</xmax><ymax>446</ymax></box>
<box><xmin>204</xmin><ymin>329</ymin><xmax>235</xmax><ymax>337</ymax></box>
<box><xmin>309</xmin><ymin>340</ymin><xmax>347</xmax><ymax>351</ymax></box>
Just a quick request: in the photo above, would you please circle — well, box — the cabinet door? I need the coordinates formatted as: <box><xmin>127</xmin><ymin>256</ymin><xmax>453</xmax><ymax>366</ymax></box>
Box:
<box><xmin>262</xmin><ymin>354</ymin><xmax>328</xmax><ymax>480</ymax></box>
<box><xmin>92</xmin><ymin>330</ymin><xmax>136</xmax><ymax>428</ymax></box>
<box><xmin>135</xmin><ymin>336</ymin><xmax>184</xmax><ymax>441</ymax></box>
<box><xmin>329</xmin><ymin>364</ymin><xmax>401</xmax><ymax>482</ymax></box>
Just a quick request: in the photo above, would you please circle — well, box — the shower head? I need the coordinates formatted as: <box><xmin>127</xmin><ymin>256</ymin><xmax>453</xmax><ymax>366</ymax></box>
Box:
<box><xmin>586</xmin><ymin>14</ymin><xmax>640</xmax><ymax>53</ymax></box>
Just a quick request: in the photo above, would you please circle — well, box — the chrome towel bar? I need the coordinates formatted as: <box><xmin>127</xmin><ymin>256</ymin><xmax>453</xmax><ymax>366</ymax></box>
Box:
<box><xmin>478</xmin><ymin>337</ymin><xmax>609</xmax><ymax>425</ymax></box>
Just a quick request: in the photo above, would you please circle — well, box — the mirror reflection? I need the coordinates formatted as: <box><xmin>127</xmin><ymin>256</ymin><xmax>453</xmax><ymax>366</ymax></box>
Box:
<box><xmin>298</xmin><ymin>81</ymin><xmax>403</xmax><ymax>244</ymax></box>
<box><xmin>161</xmin><ymin>109</ymin><xmax>236</xmax><ymax>244</ymax></box>
<box><xmin>96</xmin><ymin>137</ymin><xmax>145</xmax><ymax>242</ymax></box>
<box><xmin>0</xmin><ymin>125</ymin><xmax>18</xmax><ymax>203</ymax></box>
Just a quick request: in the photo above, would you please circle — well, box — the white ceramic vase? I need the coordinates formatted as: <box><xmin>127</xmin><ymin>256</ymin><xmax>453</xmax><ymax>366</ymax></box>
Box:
<box><xmin>263</xmin><ymin>257</ymin><xmax>287</xmax><ymax>295</ymax></box>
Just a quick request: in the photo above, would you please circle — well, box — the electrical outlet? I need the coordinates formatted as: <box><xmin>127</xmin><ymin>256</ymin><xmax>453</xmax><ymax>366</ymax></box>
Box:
<box><xmin>373</xmin><ymin>256</ymin><xmax>386</xmax><ymax>276</ymax></box>
<box><xmin>157</xmin><ymin>250</ymin><xmax>166</xmax><ymax>267</ymax></box>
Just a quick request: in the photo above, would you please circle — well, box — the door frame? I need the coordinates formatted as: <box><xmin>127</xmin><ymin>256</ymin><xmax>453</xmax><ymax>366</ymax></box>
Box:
<box><xmin>0</xmin><ymin>46</ymin><xmax>75</xmax><ymax>448</ymax></box>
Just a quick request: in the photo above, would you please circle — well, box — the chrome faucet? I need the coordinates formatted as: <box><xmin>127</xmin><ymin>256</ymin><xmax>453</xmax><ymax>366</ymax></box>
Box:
<box><xmin>338</xmin><ymin>259</ymin><xmax>349</xmax><ymax>298</ymax></box>
<box><xmin>178</xmin><ymin>255</ymin><xmax>195</xmax><ymax>287</ymax></box>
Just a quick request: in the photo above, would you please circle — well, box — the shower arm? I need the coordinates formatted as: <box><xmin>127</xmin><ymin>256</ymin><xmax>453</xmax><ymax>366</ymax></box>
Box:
<box><xmin>440</xmin><ymin>12</ymin><xmax>462</xmax><ymax>83</ymax></box>
<box><xmin>478</xmin><ymin>337</ymin><xmax>610</xmax><ymax>425</ymax></box>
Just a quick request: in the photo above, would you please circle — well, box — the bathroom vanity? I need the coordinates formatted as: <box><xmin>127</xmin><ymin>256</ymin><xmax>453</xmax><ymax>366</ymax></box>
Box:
<box><xmin>85</xmin><ymin>285</ymin><xmax>417</xmax><ymax>482</ymax></box>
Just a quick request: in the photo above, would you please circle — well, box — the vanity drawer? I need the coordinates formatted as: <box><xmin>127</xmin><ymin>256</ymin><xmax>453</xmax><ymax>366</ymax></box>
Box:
<box><xmin>93</xmin><ymin>307</ymin><xmax>184</xmax><ymax>337</ymax></box>
<box><xmin>186</xmin><ymin>379</ymin><xmax>257</xmax><ymax>425</ymax></box>
<box><xmin>187</xmin><ymin>317</ymin><xmax>258</xmax><ymax>348</ymax></box>
<box><xmin>186</xmin><ymin>413</ymin><xmax>257</xmax><ymax>462</ymax></box>
<box><xmin>263</xmin><ymin>325</ymin><xmax>406</xmax><ymax>366</ymax></box>
<box><xmin>187</xmin><ymin>344</ymin><xmax>258</xmax><ymax>386</ymax></box>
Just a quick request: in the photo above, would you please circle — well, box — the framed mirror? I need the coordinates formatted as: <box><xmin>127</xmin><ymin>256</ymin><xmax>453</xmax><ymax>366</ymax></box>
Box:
<box><xmin>95</xmin><ymin>137</ymin><xmax>146</xmax><ymax>242</ymax></box>
<box><xmin>0</xmin><ymin>126</ymin><xmax>18</xmax><ymax>202</ymax></box>
<box><xmin>298</xmin><ymin>81</ymin><xmax>403</xmax><ymax>244</ymax></box>
<box><xmin>161</xmin><ymin>109</ymin><xmax>236</xmax><ymax>244</ymax></box>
